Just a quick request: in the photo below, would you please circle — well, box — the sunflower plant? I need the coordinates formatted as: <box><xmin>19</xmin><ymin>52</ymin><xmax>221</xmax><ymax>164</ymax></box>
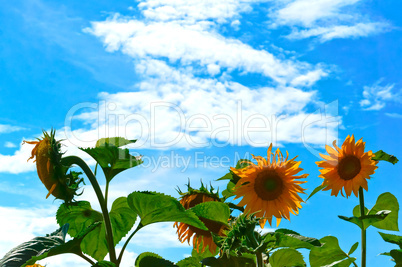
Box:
<box><xmin>0</xmin><ymin>130</ymin><xmax>399</xmax><ymax>267</ymax></box>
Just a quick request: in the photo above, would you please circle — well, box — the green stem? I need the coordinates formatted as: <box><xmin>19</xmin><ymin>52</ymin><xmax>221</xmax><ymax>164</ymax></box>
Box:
<box><xmin>76</xmin><ymin>252</ymin><xmax>95</xmax><ymax>265</ymax></box>
<box><xmin>62</xmin><ymin>156</ymin><xmax>117</xmax><ymax>265</ymax></box>
<box><xmin>247</xmin><ymin>231</ymin><xmax>263</xmax><ymax>267</ymax></box>
<box><xmin>359</xmin><ymin>187</ymin><xmax>366</xmax><ymax>267</ymax></box>
<box><xmin>105</xmin><ymin>181</ymin><xmax>110</xmax><ymax>208</ymax></box>
<box><xmin>117</xmin><ymin>223</ymin><xmax>144</xmax><ymax>265</ymax></box>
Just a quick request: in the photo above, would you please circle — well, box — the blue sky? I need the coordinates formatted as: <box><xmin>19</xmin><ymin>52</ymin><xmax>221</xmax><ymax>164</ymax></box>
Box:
<box><xmin>0</xmin><ymin>0</ymin><xmax>401</xmax><ymax>266</ymax></box>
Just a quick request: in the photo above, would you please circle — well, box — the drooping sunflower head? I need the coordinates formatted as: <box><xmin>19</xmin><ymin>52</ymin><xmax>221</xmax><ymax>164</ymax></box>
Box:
<box><xmin>24</xmin><ymin>129</ymin><xmax>83</xmax><ymax>203</ymax></box>
<box><xmin>316</xmin><ymin>135</ymin><xmax>378</xmax><ymax>198</ymax></box>
<box><xmin>174</xmin><ymin>183</ymin><xmax>227</xmax><ymax>254</ymax></box>
<box><xmin>231</xmin><ymin>144</ymin><xmax>308</xmax><ymax>228</ymax></box>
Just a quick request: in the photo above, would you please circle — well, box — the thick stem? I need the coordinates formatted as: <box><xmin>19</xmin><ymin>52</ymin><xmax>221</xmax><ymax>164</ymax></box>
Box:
<box><xmin>359</xmin><ymin>187</ymin><xmax>366</xmax><ymax>267</ymax></box>
<box><xmin>62</xmin><ymin>156</ymin><xmax>117</xmax><ymax>265</ymax></box>
<box><xmin>247</xmin><ymin>231</ymin><xmax>263</xmax><ymax>267</ymax></box>
<box><xmin>117</xmin><ymin>223</ymin><xmax>143</xmax><ymax>264</ymax></box>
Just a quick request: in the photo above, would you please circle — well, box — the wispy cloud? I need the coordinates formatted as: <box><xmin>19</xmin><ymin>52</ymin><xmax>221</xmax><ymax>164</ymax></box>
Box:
<box><xmin>360</xmin><ymin>79</ymin><xmax>399</xmax><ymax>111</ymax></box>
<box><xmin>286</xmin><ymin>22</ymin><xmax>390</xmax><ymax>42</ymax></box>
<box><xmin>385</xmin><ymin>113</ymin><xmax>402</xmax><ymax>119</ymax></box>
<box><xmin>0</xmin><ymin>124</ymin><xmax>26</xmax><ymax>134</ymax></box>
<box><xmin>86</xmin><ymin>16</ymin><xmax>326</xmax><ymax>85</ymax></box>
<box><xmin>269</xmin><ymin>0</ymin><xmax>391</xmax><ymax>42</ymax></box>
<box><xmin>4</xmin><ymin>142</ymin><xmax>16</xmax><ymax>148</ymax></box>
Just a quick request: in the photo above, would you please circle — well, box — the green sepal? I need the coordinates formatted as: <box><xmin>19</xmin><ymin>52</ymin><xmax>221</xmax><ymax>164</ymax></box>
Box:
<box><xmin>270</xmin><ymin>248</ymin><xmax>305</xmax><ymax>267</ymax></box>
<box><xmin>135</xmin><ymin>252</ymin><xmax>176</xmax><ymax>267</ymax></box>
<box><xmin>0</xmin><ymin>224</ymin><xmax>68</xmax><ymax>267</ymax></box>
<box><xmin>127</xmin><ymin>191</ymin><xmax>207</xmax><ymax>229</ymax></box>
<box><xmin>372</xmin><ymin>150</ymin><xmax>399</xmax><ymax>164</ymax></box>
<box><xmin>80</xmin><ymin>137</ymin><xmax>142</xmax><ymax>182</ymax></box>
<box><xmin>309</xmin><ymin>236</ymin><xmax>356</xmax><ymax>267</ymax></box>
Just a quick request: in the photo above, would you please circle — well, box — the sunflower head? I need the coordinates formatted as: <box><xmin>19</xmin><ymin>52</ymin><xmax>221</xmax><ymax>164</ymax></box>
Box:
<box><xmin>174</xmin><ymin>183</ymin><xmax>227</xmax><ymax>254</ymax></box>
<box><xmin>316</xmin><ymin>135</ymin><xmax>378</xmax><ymax>198</ymax></box>
<box><xmin>24</xmin><ymin>130</ymin><xmax>83</xmax><ymax>203</ymax></box>
<box><xmin>231</xmin><ymin>144</ymin><xmax>308</xmax><ymax>228</ymax></box>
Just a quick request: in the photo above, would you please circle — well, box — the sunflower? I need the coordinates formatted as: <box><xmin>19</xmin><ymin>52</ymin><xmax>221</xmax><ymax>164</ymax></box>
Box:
<box><xmin>231</xmin><ymin>144</ymin><xmax>307</xmax><ymax>228</ymax></box>
<box><xmin>174</xmin><ymin>184</ymin><xmax>227</xmax><ymax>254</ymax></box>
<box><xmin>316</xmin><ymin>135</ymin><xmax>378</xmax><ymax>198</ymax></box>
<box><xmin>24</xmin><ymin>130</ymin><xmax>83</xmax><ymax>203</ymax></box>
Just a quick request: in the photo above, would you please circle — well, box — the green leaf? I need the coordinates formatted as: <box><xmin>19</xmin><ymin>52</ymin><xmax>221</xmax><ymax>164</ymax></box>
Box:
<box><xmin>352</xmin><ymin>205</ymin><xmax>368</xmax><ymax>217</ymax></box>
<box><xmin>81</xmin><ymin>197</ymin><xmax>137</xmax><ymax>261</ymax></box>
<box><xmin>369</xmin><ymin>192</ymin><xmax>399</xmax><ymax>231</ymax></box>
<box><xmin>275</xmin><ymin>232</ymin><xmax>321</xmax><ymax>249</ymax></box>
<box><xmin>372</xmin><ymin>150</ymin><xmax>399</xmax><ymax>164</ymax></box>
<box><xmin>306</xmin><ymin>184</ymin><xmax>327</xmax><ymax>202</ymax></box>
<box><xmin>127</xmin><ymin>191</ymin><xmax>207</xmax><ymax>230</ymax></box>
<box><xmin>96</xmin><ymin>137</ymin><xmax>136</xmax><ymax>148</ymax></box>
<box><xmin>56</xmin><ymin>201</ymin><xmax>103</xmax><ymax>237</ymax></box>
<box><xmin>270</xmin><ymin>248</ymin><xmax>305</xmax><ymax>267</ymax></box>
<box><xmin>379</xmin><ymin>232</ymin><xmax>402</xmax><ymax>248</ymax></box>
<box><xmin>309</xmin><ymin>236</ymin><xmax>356</xmax><ymax>267</ymax></box>
<box><xmin>190</xmin><ymin>202</ymin><xmax>230</xmax><ymax>225</ymax></box>
<box><xmin>0</xmin><ymin>224</ymin><xmax>68</xmax><ymax>267</ymax></box>
<box><xmin>81</xmin><ymin>139</ymin><xmax>142</xmax><ymax>182</ymax></box>
<box><xmin>57</xmin><ymin>198</ymin><xmax>137</xmax><ymax>261</ymax></box>
<box><xmin>92</xmin><ymin>261</ymin><xmax>116</xmax><ymax>267</ymax></box>
<box><xmin>348</xmin><ymin>242</ymin><xmax>359</xmax><ymax>255</ymax></box>
<box><xmin>201</xmin><ymin>254</ymin><xmax>255</xmax><ymax>267</ymax></box>
<box><xmin>275</xmin><ymin>228</ymin><xmax>300</xmax><ymax>235</ymax></box>
<box><xmin>176</xmin><ymin>257</ymin><xmax>202</xmax><ymax>267</ymax></box>
<box><xmin>135</xmin><ymin>252</ymin><xmax>176</xmax><ymax>267</ymax></box>
<box><xmin>23</xmin><ymin>223</ymin><xmax>100</xmax><ymax>266</ymax></box>
<box><xmin>338</xmin><ymin>210</ymin><xmax>390</xmax><ymax>230</ymax></box>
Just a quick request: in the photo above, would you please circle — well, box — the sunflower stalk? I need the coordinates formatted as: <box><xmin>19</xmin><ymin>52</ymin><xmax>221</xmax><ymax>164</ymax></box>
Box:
<box><xmin>61</xmin><ymin>156</ymin><xmax>117</xmax><ymax>265</ymax></box>
<box><xmin>246</xmin><ymin>230</ymin><xmax>263</xmax><ymax>267</ymax></box>
<box><xmin>359</xmin><ymin>187</ymin><xmax>366</xmax><ymax>267</ymax></box>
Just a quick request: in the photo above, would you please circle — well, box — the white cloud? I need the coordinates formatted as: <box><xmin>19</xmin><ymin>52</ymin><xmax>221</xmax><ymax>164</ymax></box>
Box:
<box><xmin>360</xmin><ymin>79</ymin><xmax>399</xmax><ymax>111</ymax></box>
<box><xmin>0</xmin><ymin>124</ymin><xmax>26</xmax><ymax>134</ymax></box>
<box><xmin>270</xmin><ymin>0</ymin><xmax>390</xmax><ymax>42</ymax></box>
<box><xmin>86</xmin><ymin>16</ymin><xmax>326</xmax><ymax>85</ymax></box>
<box><xmin>385</xmin><ymin>113</ymin><xmax>402</xmax><ymax>119</ymax></box>
<box><xmin>137</xmin><ymin>0</ymin><xmax>256</xmax><ymax>23</ymax></box>
<box><xmin>0</xmin><ymin>141</ymin><xmax>36</xmax><ymax>174</ymax></box>
<box><xmin>273</xmin><ymin>0</ymin><xmax>361</xmax><ymax>27</ymax></box>
<box><xmin>4</xmin><ymin>142</ymin><xmax>16</xmax><ymax>148</ymax></box>
<box><xmin>62</xmin><ymin>59</ymin><xmax>337</xmax><ymax>151</ymax></box>
<box><xmin>287</xmin><ymin>22</ymin><xmax>389</xmax><ymax>42</ymax></box>
<box><xmin>0</xmin><ymin>206</ymin><xmax>138</xmax><ymax>267</ymax></box>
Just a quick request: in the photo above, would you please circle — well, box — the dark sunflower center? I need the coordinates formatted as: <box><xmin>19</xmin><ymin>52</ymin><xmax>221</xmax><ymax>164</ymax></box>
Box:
<box><xmin>254</xmin><ymin>169</ymin><xmax>284</xmax><ymax>201</ymax></box>
<box><xmin>337</xmin><ymin>155</ymin><xmax>361</xmax><ymax>181</ymax></box>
